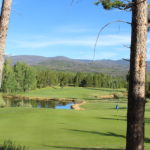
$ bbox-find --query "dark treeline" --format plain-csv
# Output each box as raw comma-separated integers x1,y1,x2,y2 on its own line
0,60,127,93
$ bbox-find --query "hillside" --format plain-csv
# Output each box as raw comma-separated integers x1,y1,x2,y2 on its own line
7,55,132,76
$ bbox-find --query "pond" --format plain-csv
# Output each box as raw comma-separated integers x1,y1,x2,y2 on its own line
3,98,75,110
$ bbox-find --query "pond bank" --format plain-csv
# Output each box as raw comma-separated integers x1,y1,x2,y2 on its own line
3,94,76,102
2,94,87,110
71,101,87,110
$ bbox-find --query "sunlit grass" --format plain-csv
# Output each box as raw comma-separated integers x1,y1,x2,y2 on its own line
18,87,127,101
0,87,149,150
0,101,150,150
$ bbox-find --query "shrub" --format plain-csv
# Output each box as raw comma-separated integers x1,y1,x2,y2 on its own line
113,94,119,99
0,140,28,150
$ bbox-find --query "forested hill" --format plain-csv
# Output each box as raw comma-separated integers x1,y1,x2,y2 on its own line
7,55,150,76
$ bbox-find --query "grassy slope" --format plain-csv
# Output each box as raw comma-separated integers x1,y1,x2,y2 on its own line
0,87,149,150
0,102,150,150
18,87,126,100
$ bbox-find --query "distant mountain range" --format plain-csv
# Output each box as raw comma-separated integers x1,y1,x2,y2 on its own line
6,55,150,76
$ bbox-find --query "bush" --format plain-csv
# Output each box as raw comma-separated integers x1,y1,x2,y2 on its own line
113,94,119,99
0,140,28,150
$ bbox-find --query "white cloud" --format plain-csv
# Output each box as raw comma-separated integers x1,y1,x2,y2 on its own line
96,34,130,46
94,51,118,59
10,34,131,49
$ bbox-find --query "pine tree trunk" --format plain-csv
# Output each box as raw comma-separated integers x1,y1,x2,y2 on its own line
126,0,148,150
0,0,12,88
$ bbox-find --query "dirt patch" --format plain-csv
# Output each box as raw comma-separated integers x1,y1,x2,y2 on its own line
122,92,128,97
95,95,115,99
95,92,127,99
71,101,86,110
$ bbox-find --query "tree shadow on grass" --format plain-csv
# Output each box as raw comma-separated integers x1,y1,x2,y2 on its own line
145,118,150,123
145,137,150,143
84,88,125,93
109,107,127,111
65,129,150,144
66,129,125,139
100,117,150,123
112,115,126,118
96,117,126,121
44,145,124,150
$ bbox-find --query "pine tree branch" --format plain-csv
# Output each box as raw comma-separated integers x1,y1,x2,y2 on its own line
93,20,131,60
95,0,133,10
119,0,146,10
116,2,133,10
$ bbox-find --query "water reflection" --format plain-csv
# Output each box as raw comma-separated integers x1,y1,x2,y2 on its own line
3,99,74,109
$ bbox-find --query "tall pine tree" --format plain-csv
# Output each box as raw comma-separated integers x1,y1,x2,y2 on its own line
95,0,148,149
0,0,12,88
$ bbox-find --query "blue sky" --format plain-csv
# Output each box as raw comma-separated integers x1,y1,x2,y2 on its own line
1,0,149,60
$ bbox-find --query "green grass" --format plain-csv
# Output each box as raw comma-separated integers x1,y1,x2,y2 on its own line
0,87,150,150
0,102,150,150
18,87,126,101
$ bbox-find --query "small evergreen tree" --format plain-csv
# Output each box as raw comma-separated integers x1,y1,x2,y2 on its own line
1,60,17,93
14,62,26,92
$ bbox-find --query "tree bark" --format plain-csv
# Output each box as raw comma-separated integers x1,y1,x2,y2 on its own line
126,0,148,150
0,0,12,88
